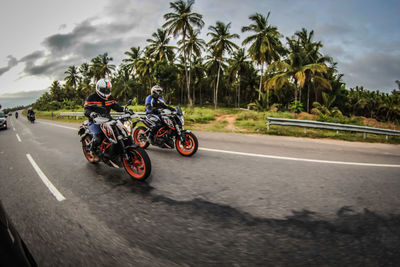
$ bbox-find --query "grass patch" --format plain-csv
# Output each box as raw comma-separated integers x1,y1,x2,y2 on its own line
182,107,215,124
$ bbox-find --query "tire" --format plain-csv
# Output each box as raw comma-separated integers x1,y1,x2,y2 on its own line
122,147,151,181
133,126,150,149
81,135,98,164
175,131,198,157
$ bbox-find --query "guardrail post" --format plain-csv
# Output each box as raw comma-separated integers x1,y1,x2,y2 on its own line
304,128,307,134
386,135,389,141
336,130,339,135
267,122,270,131
363,132,367,139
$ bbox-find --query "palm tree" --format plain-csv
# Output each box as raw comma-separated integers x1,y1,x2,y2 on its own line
178,29,206,104
123,46,142,77
136,51,154,93
227,48,249,108
113,64,132,103
78,63,92,97
265,59,330,110
64,65,79,89
163,0,204,107
294,28,333,112
191,55,206,104
90,53,116,81
207,21,239,109
49,80,63,102
242,12,285,102
146,28,176,63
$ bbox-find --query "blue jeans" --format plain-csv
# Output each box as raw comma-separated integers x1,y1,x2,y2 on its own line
88,122,102,151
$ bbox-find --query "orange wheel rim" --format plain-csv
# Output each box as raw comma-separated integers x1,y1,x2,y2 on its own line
134,129,147,148
176,134,195,155
123,149,146,179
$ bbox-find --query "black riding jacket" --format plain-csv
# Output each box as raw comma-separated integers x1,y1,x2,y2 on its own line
84,93,123,122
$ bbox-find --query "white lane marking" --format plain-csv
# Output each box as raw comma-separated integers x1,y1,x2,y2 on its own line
26,154,66,201
199,147,400,168
13,127,16,131
16,134,22,142
37,120,77,131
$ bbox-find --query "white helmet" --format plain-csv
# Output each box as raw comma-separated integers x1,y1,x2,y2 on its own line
151,85,163,98
96,79,112,99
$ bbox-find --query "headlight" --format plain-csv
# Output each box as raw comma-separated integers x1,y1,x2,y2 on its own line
123,121,132,136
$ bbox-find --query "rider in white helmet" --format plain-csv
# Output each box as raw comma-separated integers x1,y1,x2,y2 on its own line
84,78,125,160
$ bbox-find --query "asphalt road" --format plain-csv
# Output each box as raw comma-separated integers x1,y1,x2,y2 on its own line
1,115,400,266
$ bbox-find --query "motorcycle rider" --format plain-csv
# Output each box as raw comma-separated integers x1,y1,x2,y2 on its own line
15,111,18,119
145,85,175,144
84,78,125,160
27,108,35,121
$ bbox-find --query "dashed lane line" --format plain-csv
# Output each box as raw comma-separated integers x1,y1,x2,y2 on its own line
16,134,21,142
26,154,66,201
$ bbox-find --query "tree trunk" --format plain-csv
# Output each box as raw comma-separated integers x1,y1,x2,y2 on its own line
258,63,264,101
307,83,310,113
215,61,221,109
182,34,193,108
238,75,241,108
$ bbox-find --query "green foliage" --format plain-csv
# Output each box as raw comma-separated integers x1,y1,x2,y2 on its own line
290,100,303,113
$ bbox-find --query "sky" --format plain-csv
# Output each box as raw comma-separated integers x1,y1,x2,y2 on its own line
0,0,399,109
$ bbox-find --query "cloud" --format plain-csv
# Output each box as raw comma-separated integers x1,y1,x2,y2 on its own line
8,0,400,94
0,89,49,109
14,0,168,81
0,55,18,76
341,52,400,91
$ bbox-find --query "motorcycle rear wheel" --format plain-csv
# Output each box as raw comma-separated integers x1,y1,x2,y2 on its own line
133,126,150,149
122,147,151,181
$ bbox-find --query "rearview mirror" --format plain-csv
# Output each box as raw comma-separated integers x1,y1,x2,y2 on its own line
126,99,132,106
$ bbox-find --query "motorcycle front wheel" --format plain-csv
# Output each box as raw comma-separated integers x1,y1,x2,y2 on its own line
122,147,151,181
133,126,150,149
176,131,198,157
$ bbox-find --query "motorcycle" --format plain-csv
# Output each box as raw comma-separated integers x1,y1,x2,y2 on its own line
78,100,151,181
28,114,35,123
15,112,18,119
132,106,199,157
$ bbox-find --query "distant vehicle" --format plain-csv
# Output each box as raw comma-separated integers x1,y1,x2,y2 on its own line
0,112,7,130
27,113,35,124
15,112,18,119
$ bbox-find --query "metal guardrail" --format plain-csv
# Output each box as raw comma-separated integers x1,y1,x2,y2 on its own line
267,117,400,139
57,112,146,119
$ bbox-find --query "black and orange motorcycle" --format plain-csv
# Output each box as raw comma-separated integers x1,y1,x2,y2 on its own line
78,102,151,181
132,106,198,157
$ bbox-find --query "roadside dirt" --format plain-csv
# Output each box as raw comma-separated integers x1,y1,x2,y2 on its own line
215,114,238,131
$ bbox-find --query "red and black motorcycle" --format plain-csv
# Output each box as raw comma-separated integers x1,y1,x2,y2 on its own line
132,106,198,157
78,102,151,181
